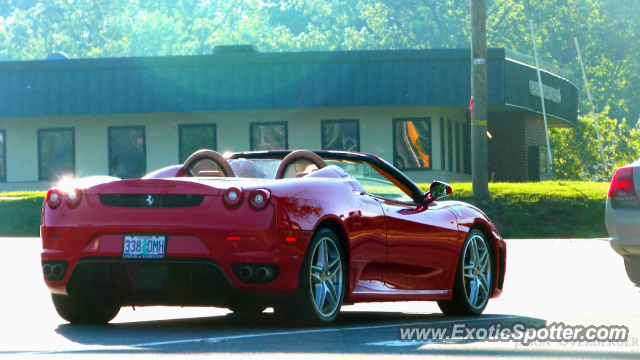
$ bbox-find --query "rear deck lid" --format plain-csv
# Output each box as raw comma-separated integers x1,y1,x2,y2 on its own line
84,179,222,196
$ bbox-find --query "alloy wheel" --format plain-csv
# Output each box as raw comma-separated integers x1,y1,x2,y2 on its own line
309,236,343,317
461,234,492,309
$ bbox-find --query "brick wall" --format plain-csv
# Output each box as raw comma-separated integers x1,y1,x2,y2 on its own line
525,117,548,149
487,112,527,182
487,113,550,182
525,116,551,180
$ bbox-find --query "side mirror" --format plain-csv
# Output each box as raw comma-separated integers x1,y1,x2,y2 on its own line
424,181,452,205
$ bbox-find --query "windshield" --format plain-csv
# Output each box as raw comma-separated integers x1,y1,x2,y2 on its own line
226,157,412,202
326,160,413,202
228,158,281,179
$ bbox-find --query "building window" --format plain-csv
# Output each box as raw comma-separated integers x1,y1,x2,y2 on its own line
250,122,288,151
447,119,453,172
0,130,5,182
321,119,360,152
455,121,461,173
38,128,75,181
179,124,217,163
440,118,445,170
393,118,432,170
108,126,146,179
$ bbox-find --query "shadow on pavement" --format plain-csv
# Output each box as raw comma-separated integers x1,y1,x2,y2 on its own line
5,312,638,358
34,312,557,355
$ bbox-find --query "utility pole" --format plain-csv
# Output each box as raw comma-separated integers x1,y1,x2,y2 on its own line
471,0,489,199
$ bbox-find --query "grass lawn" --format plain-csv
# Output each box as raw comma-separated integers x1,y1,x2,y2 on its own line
0,181,610,239
0,191,45,237
418,181,609,239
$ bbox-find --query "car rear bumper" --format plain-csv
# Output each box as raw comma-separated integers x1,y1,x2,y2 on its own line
41,226,313,306
65,258,238,307
605,198,640,258
609,239,640,258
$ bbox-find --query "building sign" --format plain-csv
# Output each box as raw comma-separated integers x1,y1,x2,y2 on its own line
529,80,562,104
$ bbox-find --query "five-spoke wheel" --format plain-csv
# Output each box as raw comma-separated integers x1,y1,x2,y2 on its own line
461,232,492,310
310,235,343,318
438,229,493,316
275,228,345,325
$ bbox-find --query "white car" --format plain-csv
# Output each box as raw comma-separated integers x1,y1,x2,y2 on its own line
606,160,640,285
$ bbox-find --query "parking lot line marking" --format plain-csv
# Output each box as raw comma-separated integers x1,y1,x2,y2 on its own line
20,315,520,354
367,340,436,346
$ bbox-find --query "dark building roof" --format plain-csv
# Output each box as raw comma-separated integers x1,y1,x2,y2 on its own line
0,48,578,126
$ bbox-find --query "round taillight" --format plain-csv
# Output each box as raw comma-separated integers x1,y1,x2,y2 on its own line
249,189,271,210
65,188,82,207
223,187,243,207
46,189,63,209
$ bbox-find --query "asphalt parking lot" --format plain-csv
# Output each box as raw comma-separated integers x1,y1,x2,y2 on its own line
1,238,639,358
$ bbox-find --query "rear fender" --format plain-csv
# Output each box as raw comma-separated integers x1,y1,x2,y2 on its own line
85,179,221,196
142,165,187,179
269,179,356,231
441,201,505,298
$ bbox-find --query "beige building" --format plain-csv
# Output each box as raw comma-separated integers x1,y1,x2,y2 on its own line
0,48,578,191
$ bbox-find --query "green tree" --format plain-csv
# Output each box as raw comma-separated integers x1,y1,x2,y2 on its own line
550,108,640,180
2,0,639,169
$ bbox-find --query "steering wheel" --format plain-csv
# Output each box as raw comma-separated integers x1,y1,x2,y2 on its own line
275,150,328,179
183,150,236,177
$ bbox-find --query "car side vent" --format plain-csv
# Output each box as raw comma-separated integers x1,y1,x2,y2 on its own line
99,194,205,208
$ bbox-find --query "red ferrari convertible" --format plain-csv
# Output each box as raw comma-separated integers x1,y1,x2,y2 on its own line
41,150,506,325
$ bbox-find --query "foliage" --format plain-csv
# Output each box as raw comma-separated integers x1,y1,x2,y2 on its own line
0,0,639,124
550,108,640,180
1,1,639,177
0,191,44,237
431,180,609,199
0,190,46,199
420,181,609,239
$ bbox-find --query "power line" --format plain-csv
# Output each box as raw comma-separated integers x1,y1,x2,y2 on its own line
525,0,553,178
564,0,609,173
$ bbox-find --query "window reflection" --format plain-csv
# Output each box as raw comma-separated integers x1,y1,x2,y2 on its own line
179,124,216,163
250,122,288,151
322,120,359,152
393,118,431,170
109,126,146,179
38,128,75,181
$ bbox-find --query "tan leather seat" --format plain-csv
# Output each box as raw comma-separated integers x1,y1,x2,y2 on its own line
275,150,327,179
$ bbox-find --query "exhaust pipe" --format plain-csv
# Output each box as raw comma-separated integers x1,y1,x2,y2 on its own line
255,267,271,281
42,264,53,278
52,264,64,278
239,266,253,280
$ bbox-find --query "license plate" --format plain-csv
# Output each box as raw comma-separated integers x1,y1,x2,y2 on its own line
123,235,166,259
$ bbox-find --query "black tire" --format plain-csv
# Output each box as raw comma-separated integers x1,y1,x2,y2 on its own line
275,228,346,326
624,258,640,285
438,229,493,317
51,294,120,324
